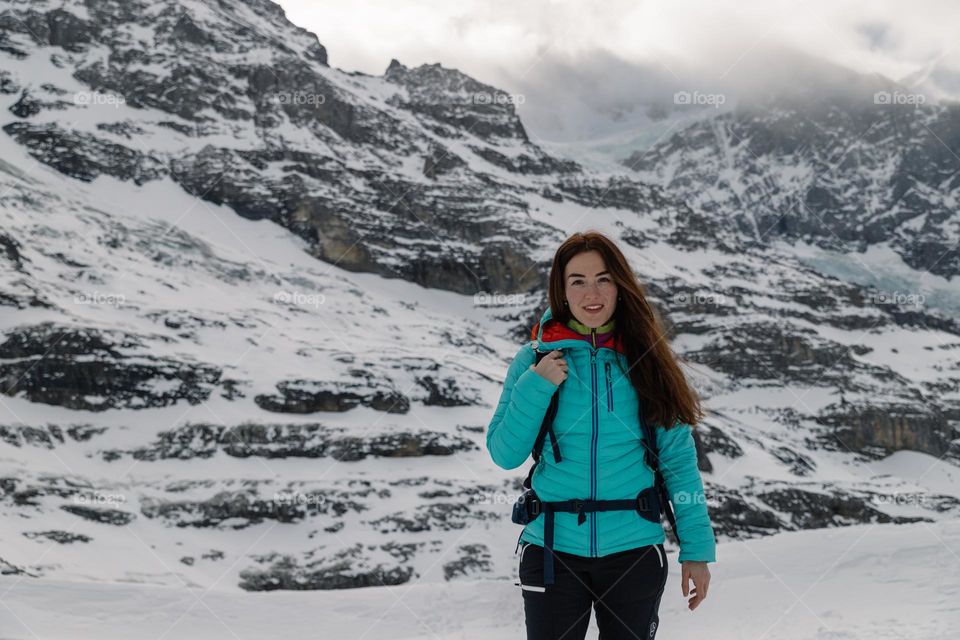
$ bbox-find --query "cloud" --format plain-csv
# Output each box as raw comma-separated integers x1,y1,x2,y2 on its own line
278,0,960,142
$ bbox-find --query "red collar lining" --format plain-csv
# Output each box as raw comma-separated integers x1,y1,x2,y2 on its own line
530,319,626,354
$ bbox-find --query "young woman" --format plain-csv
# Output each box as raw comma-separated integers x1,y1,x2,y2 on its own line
486,230,716,640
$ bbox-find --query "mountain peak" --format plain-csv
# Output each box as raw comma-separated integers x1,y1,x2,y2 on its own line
386,58,406,74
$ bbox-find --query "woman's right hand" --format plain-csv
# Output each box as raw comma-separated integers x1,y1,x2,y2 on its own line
532,350,568,385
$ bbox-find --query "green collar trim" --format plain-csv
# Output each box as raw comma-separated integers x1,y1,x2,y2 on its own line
566,315,615,335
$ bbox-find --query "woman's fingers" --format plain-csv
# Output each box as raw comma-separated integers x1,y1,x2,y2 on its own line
687,575,709,610
687,586,703,610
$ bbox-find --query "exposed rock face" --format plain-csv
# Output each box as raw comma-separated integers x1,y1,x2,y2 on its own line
0,476,85,507
756,487,929,529
0,423,106,448
703,485,783,539
683,321,891,388
141,490,317,528
0,556,36,576
768,445,817,476
60,504,136,525
384,59,531,143
415,375,479,407
707,483,935,539
442,543,492,580
815,402,957,459
367,502,496,534
692,427,713,472
254,378,410,414
102,422,477,461
3,122,166,184
0,232,24,269
696,424,744,459
23,530,92,544
238,542,416,591
0,324,221,411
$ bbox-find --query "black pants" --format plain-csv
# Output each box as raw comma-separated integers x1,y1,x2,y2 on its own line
517,541,668,640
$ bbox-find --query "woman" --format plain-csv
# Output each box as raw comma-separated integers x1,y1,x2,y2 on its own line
486,231,716,640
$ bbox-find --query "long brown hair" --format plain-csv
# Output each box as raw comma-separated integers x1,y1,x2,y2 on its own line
547,230,703,430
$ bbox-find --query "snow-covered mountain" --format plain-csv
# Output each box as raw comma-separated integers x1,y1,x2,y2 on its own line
623,67,960,281
1,0,959,613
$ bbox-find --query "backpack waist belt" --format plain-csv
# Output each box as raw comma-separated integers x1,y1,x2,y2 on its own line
517,487,662,585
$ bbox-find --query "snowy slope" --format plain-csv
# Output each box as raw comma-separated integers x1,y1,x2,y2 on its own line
1,520,958,639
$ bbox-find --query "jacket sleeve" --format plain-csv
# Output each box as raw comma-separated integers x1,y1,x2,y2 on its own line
485,343,560,470
656,423,717,564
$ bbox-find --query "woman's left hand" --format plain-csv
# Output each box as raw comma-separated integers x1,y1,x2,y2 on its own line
680,560,710,611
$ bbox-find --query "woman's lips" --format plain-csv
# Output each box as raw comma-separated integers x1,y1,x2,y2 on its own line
584,304,603,314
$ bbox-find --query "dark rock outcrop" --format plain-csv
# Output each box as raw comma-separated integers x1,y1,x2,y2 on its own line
140,490,318,528
105,422,477,461
756,487,929,529
23,530,92,544
238,542,416,590
60,504,136,525
703,485,783,539
254,377,410,414
815,402,956,459
3,123,166,184
366,502,495,533
0,324,221,411
0,423,107,448
442,543,492,580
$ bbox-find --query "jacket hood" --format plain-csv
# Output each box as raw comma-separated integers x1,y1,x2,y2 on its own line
529,306,626,354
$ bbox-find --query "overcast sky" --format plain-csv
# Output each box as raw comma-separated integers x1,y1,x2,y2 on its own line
278,0,960,143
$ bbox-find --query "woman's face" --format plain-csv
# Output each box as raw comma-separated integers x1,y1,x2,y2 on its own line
563,250,617,328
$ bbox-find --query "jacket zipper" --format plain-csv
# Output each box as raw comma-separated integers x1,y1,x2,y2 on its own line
605,361,612,411
539,325,614,558
590,347,598,557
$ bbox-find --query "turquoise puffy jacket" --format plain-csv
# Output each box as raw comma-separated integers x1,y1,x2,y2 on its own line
486,306,717,564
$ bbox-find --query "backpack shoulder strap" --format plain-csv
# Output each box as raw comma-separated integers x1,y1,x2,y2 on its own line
521,342,562,489
639,411,681,544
